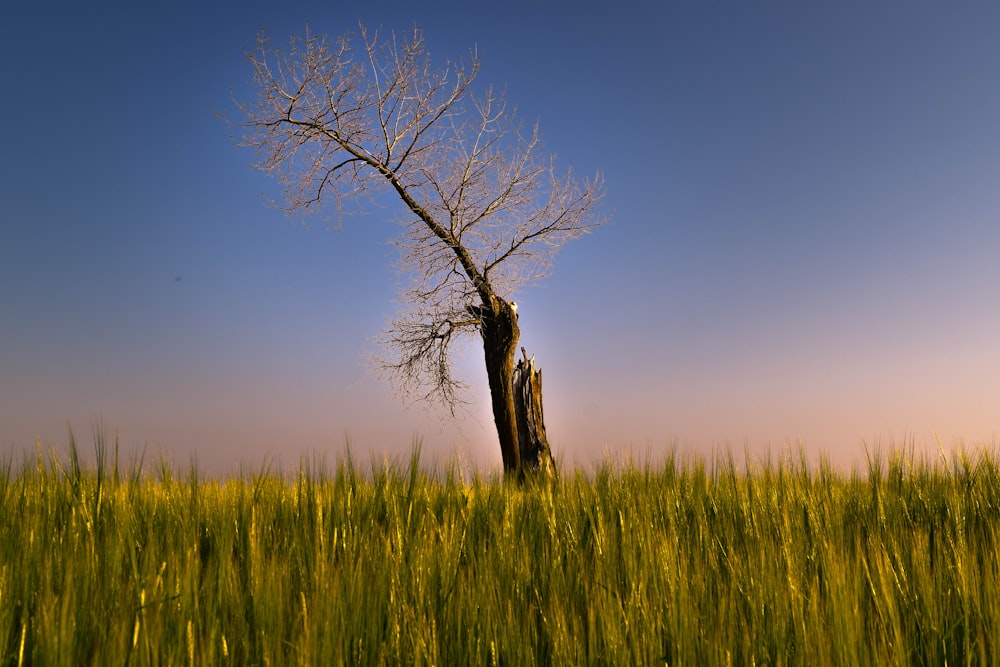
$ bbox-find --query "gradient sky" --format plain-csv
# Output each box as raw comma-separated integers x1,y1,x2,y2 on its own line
3,1,999,473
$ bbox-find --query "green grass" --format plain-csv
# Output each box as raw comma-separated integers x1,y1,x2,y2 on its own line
2,434,999,666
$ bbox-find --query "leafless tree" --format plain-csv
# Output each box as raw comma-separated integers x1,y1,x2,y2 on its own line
235,24,605,478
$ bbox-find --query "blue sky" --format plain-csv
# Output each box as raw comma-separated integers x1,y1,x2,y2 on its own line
2,1,999,473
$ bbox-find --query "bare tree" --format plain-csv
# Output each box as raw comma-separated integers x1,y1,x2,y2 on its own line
235,24,605,478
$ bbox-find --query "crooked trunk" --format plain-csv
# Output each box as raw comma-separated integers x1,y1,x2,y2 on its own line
479,299,553,479
480,302,521,474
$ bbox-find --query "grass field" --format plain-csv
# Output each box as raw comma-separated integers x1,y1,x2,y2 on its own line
2,433,999,666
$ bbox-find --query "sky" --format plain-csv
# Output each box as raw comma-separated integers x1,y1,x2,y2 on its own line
2,1,999,474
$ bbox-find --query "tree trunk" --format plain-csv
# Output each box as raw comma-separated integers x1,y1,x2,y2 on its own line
513,347,554,478
478,297,554,480
479,297,521,475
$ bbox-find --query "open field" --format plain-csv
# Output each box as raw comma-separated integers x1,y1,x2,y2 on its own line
2,436,999,666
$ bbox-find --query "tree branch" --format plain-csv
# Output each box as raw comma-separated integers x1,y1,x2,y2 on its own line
234,22,606,410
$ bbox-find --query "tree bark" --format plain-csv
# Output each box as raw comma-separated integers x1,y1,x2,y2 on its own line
513,348,554,478
478,297,521,475
478,297,554,480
